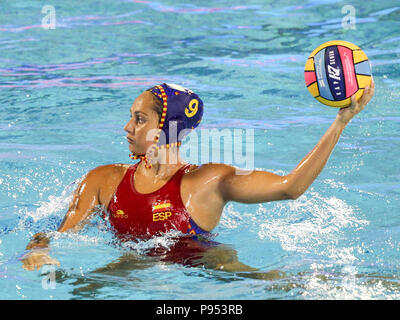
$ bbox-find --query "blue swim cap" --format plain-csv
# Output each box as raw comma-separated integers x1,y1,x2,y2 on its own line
129,83,204,168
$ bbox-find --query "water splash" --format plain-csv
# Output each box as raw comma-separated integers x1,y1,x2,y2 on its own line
257,191,369,259
118,230,184,255
14,175,85,235
301,263,400,299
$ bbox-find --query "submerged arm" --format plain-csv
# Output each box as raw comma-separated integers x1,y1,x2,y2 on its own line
21,166,104,270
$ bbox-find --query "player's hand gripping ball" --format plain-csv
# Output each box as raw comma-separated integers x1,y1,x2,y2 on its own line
304,40,372,108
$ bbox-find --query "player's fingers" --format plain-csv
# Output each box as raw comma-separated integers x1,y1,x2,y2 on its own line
358,85,371,106
369,78,375,96
363,83,374,106
350,94,357,108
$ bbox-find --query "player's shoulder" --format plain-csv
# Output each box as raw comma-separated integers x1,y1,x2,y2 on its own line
85,163,132,184
185,162,241,180
89,163,130,175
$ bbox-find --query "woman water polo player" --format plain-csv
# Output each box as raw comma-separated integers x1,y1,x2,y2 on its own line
21,80,375,272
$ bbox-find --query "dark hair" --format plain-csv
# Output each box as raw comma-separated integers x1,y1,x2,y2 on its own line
146,89,163,122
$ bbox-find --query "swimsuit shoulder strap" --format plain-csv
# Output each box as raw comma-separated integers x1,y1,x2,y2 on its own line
167,163,191,186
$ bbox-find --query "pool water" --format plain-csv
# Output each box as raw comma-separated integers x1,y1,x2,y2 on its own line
1,0,400,299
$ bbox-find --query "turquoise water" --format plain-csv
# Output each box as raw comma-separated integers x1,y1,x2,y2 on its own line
1,0,400,299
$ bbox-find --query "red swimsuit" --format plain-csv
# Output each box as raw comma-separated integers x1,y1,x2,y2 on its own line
107,162,207,240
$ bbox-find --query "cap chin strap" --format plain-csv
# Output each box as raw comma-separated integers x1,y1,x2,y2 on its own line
129,153,152,168
129,140,182,169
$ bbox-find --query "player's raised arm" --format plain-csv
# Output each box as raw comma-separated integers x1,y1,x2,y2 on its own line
219,80,374,203
218,165,292,203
